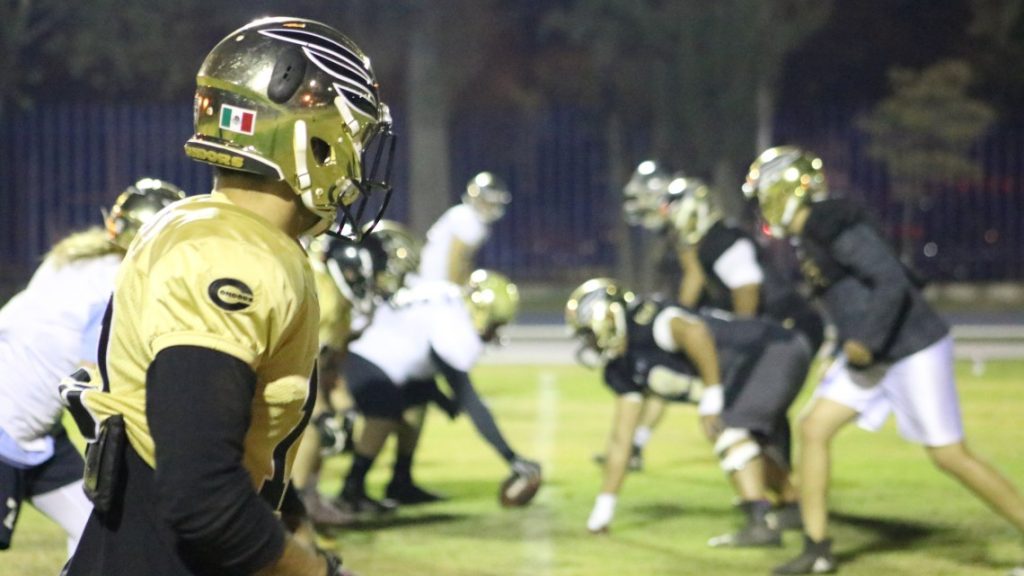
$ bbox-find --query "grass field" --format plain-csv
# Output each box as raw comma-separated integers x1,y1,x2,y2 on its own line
7,360,1024,576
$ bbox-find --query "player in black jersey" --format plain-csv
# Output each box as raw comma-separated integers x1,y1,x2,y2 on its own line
567,279,810,548
749,146,1024,575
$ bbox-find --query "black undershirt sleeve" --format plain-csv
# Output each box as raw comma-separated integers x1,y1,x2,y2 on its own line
430,349,516,462
146,345,286,575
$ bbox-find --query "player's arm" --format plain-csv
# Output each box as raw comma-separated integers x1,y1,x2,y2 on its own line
831,224,912,365
587,391,643,534
668,315,723,441
677,246,705,307
147,346,330,576
430,348,517,462
730,284,760,316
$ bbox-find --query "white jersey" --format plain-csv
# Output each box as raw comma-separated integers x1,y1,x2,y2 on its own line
0,253,121,447
417,203,489,283
349,281,483,383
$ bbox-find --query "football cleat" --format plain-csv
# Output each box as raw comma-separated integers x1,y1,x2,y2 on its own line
301,488,357,528
767,502,804,531
335,487,397,516
709,500,782,548
772,536,837,574
592,447,644,472
385,481,447,505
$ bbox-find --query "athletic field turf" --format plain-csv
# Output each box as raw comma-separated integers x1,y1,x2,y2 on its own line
7,360,1024,575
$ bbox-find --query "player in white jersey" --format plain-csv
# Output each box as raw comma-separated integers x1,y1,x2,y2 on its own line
338,270,541,512
0,179,184,556
416,172,511,285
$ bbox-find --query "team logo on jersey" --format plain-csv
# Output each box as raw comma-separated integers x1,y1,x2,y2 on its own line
208,278,254,311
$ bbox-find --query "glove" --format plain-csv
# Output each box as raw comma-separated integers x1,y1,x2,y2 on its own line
319,550,348,576
510,456,542,480
57,368,97,407
697,384,723,416
587,493,616,533
843,339,874,368
316,411,355,457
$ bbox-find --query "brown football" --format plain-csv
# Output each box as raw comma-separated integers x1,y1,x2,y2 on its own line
499,472,542,507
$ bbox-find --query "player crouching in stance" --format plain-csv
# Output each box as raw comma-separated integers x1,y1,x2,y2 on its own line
59,17,394,576
0,179,183,558
566,279,810,547
338,255,541,513
748,146,1024,575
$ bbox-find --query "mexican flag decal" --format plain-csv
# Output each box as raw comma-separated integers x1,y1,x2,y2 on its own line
219,104,256,135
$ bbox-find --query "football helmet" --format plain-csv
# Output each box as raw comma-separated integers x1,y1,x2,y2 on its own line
325,235,385,315
565,278,634,366
368,220,421,298
744,146,827,237
465,269,519,342
665,176,721,246
463,172,511,223
184,17,395,237
622,160,671,230
104,178,187,250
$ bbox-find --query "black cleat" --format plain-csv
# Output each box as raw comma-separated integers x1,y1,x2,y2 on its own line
336,488,398,516
385,482,447,505
709,500,782,548
592,447,644,472
772,536,837,574
767,502,804,531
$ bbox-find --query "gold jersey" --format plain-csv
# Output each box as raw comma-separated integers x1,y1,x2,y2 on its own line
311,257,351,353
81,192,319,506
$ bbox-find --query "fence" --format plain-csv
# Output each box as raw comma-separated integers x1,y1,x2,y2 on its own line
2,102,1022,285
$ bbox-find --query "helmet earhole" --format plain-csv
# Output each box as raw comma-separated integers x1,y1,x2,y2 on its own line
310,138,332,165
268,46,307,103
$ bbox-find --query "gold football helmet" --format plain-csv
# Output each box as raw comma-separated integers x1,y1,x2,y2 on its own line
565,278,635,365
463,172,511,223
104,178,187,250
623,160,672,230
665,176,721,246
185,17,395,237
465,269,519,342
744,146,827,237
368,220,420,298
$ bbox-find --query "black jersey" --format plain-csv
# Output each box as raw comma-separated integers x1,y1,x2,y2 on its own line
797,198,948,362
602,298,793,401
697,221,824,351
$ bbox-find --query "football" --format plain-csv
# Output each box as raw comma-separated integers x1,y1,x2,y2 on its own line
499,471,542,507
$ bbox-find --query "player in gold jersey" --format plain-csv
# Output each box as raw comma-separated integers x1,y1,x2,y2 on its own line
60,17,394,576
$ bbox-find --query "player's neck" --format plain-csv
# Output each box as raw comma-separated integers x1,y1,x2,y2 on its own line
214,178,318,238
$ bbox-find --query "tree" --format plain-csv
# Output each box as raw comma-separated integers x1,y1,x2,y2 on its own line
542,0,831,286
858,59,995,263
0,0,71,119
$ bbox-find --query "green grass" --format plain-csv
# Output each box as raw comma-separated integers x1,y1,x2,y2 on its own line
8,361,1024,575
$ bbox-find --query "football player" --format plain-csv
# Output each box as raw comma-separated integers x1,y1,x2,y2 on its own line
290,233,386,528
338,264,541,512
748,146,1024,575
0,179,183,558
59,17,393,576
567,278,810,547
415,172,511,285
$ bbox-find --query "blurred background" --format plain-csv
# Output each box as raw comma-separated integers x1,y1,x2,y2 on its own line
3,0,1024,318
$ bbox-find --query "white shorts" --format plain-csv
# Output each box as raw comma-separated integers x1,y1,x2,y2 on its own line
814,335,962,446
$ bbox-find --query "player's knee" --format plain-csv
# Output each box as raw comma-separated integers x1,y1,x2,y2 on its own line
714,428,761,472
797,413,832,447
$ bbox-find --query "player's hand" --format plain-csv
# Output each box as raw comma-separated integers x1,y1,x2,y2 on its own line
587,493,616,534
319,550,350,576
700,414,724,442
510,456,542,481
843,340,874,368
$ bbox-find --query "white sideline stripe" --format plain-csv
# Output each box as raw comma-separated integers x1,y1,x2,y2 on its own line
517,371,558,575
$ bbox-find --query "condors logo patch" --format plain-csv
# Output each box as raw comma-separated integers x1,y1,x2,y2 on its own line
208,278,254,311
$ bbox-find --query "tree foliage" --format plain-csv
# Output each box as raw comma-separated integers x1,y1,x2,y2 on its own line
859,59,995,193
